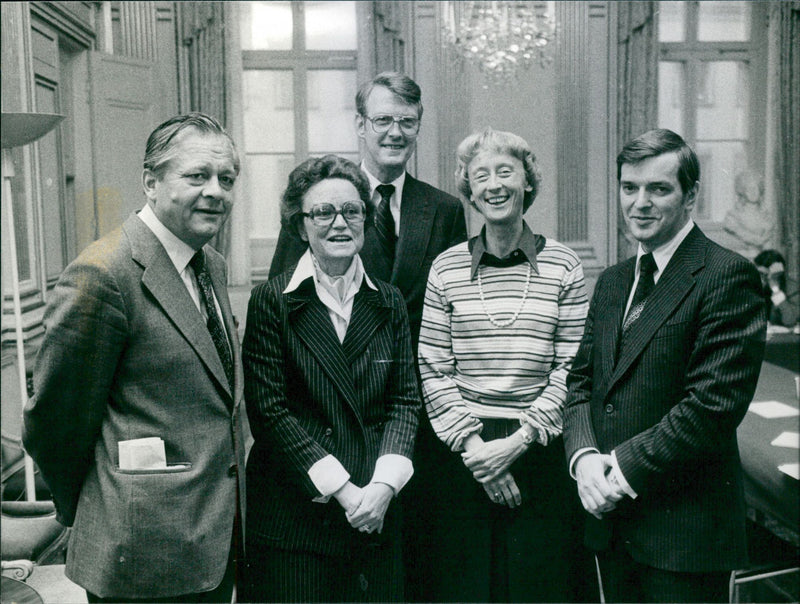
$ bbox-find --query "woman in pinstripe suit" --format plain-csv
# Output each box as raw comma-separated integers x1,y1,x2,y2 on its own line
240,155,420,602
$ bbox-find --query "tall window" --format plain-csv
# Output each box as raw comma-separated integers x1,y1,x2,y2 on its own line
240,1,361,278
658,1,767,224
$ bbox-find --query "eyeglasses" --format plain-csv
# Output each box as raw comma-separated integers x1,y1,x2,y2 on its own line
301,201,366,227
364,114,420,135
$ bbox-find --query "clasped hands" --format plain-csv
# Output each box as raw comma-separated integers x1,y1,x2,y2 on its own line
333,481,393,534
574,452,625,519
461,434,526,508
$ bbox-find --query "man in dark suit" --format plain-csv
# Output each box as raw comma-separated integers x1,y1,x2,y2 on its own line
23,113,246,603
268,71,467,349
563,129,766,603
268,72,467,600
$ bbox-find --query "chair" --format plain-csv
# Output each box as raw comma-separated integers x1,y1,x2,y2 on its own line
1,433,69,582
729,563,800,603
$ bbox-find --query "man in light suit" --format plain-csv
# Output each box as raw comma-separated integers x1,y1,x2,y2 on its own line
268,72,467,601
23,113,246,603
563,129,766,603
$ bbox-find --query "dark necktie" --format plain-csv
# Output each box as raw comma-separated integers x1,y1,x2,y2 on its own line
190,250,234,391
622,252,657,332
374,184,397,266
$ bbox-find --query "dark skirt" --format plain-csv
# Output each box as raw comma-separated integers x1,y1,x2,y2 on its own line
405,418,594,603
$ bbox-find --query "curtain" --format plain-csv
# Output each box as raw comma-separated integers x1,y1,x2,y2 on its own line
615,1,659,260
175,2,229,257
773,1,800,285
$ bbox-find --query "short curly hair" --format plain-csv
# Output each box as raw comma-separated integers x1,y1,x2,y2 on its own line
455,128,540,213
281,155,372,241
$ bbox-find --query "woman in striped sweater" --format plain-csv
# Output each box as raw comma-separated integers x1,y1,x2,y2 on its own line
418,129,591,602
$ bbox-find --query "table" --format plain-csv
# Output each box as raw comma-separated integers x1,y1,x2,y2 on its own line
1,576,44,604
764,331,799,372
737,361,800,545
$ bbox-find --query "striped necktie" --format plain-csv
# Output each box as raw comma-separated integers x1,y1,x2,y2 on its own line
190,250,234,391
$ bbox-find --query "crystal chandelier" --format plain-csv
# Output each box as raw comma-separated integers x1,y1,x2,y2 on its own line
442,1,556,85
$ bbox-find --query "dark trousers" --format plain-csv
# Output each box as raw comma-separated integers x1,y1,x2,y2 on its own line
240,539,402,603
596,538,729,603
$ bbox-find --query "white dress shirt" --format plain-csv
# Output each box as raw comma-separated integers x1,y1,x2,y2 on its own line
138,203,226,328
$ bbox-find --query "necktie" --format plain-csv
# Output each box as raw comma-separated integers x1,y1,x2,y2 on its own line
190,250,234,391
374,184,397,266
622,252,657,332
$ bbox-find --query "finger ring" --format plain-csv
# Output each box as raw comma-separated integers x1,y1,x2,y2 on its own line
494,492,501,499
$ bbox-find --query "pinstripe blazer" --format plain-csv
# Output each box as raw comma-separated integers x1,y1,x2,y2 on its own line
269,173,467,349
242,268,421,557
563,226,766,573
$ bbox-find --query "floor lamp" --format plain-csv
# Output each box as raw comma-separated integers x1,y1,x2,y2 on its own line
1,112,64,502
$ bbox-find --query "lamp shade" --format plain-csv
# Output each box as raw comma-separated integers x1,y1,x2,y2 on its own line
1,112,64,149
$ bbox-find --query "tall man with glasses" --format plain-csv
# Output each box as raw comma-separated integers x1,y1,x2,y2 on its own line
269,72,467,601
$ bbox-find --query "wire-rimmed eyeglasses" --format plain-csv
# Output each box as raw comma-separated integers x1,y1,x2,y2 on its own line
364,114,420,135
301,201,366,227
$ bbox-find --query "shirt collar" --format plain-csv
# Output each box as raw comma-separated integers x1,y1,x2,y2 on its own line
283,248,377,294
361,162,406,207
636,218,695,277
138,203,198,274
468,222,543,280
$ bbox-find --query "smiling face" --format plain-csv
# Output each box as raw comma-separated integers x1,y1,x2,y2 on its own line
143,128,237,249
299,178,365,276
467,150,531,226
620,151,697,252
356,85,420,183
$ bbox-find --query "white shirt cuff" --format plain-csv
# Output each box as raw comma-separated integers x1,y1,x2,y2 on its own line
308,455,350,502
370,454,414,496
609,450,638,499
569,447,600,479
771,290,787,306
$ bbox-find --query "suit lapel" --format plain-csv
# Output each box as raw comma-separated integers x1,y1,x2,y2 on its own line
609,227,706,388
342,284,392,362
207,249,241,402
286,283,363,424
393,174,434,287
125,216,232,399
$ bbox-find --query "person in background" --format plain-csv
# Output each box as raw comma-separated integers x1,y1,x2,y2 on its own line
564,129,766,603
23,113,245,603
268,71,467,601
418,128,590,602
753,249,798,328
241,155,420,602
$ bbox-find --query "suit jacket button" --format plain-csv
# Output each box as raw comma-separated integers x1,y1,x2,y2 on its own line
324,428,333,437
604,404,614,414
228,465,237,477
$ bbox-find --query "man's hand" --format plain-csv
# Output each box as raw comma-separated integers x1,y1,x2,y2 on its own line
345,482,393,534
574,452,624,519
482,471,522,508
462,436,526,483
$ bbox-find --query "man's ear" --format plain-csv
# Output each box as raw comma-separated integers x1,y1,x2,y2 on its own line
355,113,366,140
142,169,158,201
684,181,700,211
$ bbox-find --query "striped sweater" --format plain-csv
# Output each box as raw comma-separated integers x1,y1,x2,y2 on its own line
418,236,588,451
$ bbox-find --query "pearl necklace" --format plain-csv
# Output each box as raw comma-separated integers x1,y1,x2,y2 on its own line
477,262,532,328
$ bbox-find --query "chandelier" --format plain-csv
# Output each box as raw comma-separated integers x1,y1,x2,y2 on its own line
442,1,556,85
